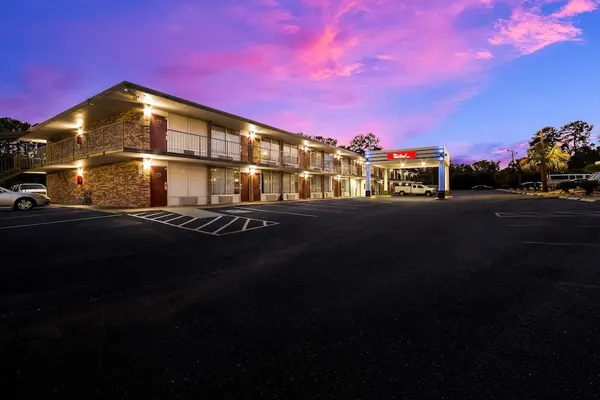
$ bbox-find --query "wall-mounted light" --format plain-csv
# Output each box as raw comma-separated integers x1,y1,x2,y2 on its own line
143,105,153,118
421,160,426,167
143,158,152,170
401,162,406,168
249,166,256,175
302,145,309,152
76,118,84,128
249,131,256,140
76,168,83,185
303,171,309,179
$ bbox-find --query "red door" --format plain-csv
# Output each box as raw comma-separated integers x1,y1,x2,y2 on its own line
150,166,168,207
252,173,261,202
241,173,250,202
151,114,167,153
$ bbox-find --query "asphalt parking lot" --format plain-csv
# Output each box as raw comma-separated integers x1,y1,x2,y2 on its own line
2,191,600,398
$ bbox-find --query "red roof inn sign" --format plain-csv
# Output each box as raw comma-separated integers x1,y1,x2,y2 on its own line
387,151,416,160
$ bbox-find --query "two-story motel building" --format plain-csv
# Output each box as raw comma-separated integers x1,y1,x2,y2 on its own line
18,82,385,208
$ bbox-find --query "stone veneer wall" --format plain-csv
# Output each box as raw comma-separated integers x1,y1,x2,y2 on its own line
46,160,150,208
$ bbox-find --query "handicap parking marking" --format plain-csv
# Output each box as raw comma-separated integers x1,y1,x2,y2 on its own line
127,211,279,236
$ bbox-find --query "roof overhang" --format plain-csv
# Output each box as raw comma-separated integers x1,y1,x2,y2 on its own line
22,81,361,158
366,146,450,169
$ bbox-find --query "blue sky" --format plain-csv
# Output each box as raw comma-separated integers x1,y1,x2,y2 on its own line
0,0,599,164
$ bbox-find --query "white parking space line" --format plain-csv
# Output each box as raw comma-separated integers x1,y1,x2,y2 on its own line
141,212,168,219
242,219,251,231
0,214,120,230
196,216,222,230
523,241,600,247
293,203,358,210
180,217,198,226
212,217,239,234
238,207,317,218
0,210,93,220
164,215,188,223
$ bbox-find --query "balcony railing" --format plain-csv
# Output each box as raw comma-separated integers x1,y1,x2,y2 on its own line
252,146,281,166
211,137,241,161
341,164,351,174
310,157,323,171
282,153,299,168
31,121,150,168
324,162,334,172
167,129,208,157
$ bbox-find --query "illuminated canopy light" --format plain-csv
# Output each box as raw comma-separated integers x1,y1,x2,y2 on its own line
143,105,153,118
76,167,83,177
143,158,152,170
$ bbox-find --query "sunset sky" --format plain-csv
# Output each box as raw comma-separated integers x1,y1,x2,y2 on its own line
1,0,599,163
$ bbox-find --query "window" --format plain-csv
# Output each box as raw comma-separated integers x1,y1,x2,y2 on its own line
283,173,299,193
23,184,45,190
283,144,299,166
211,168,240,195
211,126,241,160
324,176,332,192
311,175,323,193
310,151,323,168
261,139,280,164
324,154,333,171
262,171,281,194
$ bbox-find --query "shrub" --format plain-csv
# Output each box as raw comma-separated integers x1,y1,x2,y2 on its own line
557,181,577,193
578,179,600,195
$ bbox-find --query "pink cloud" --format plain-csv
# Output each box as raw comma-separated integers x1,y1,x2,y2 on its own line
476,49,494,59
553,0,599,18
489,0,599,55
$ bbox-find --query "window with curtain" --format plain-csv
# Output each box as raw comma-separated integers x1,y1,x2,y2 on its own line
261,139,280,164
283,173,299,193
310,151,323,168
324,176,332,192
211,168,240,195
282,144,298,165
262,171,281,194
311,175,323,193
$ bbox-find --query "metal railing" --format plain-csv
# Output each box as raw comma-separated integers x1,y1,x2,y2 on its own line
211,137,241,161
341,164,351,174
252,146,281,165
167,129,208,157
38,121,150,168
282,152,299,167
310,156,323,171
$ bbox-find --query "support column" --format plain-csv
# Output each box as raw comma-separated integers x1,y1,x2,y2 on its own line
445,163,450,197
383,168,389,195
438,161,446,199
366,164,372,196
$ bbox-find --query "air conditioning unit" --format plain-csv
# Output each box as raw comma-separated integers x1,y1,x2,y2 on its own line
179,196,198,206
218,195,234,204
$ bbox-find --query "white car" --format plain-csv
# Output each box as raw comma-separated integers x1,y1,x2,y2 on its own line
10,183,47,196
0,187,50,211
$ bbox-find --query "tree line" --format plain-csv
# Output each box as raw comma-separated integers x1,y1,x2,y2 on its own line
450,121,599,190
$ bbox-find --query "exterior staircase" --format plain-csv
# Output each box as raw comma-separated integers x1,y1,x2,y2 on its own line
0,155,33,185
